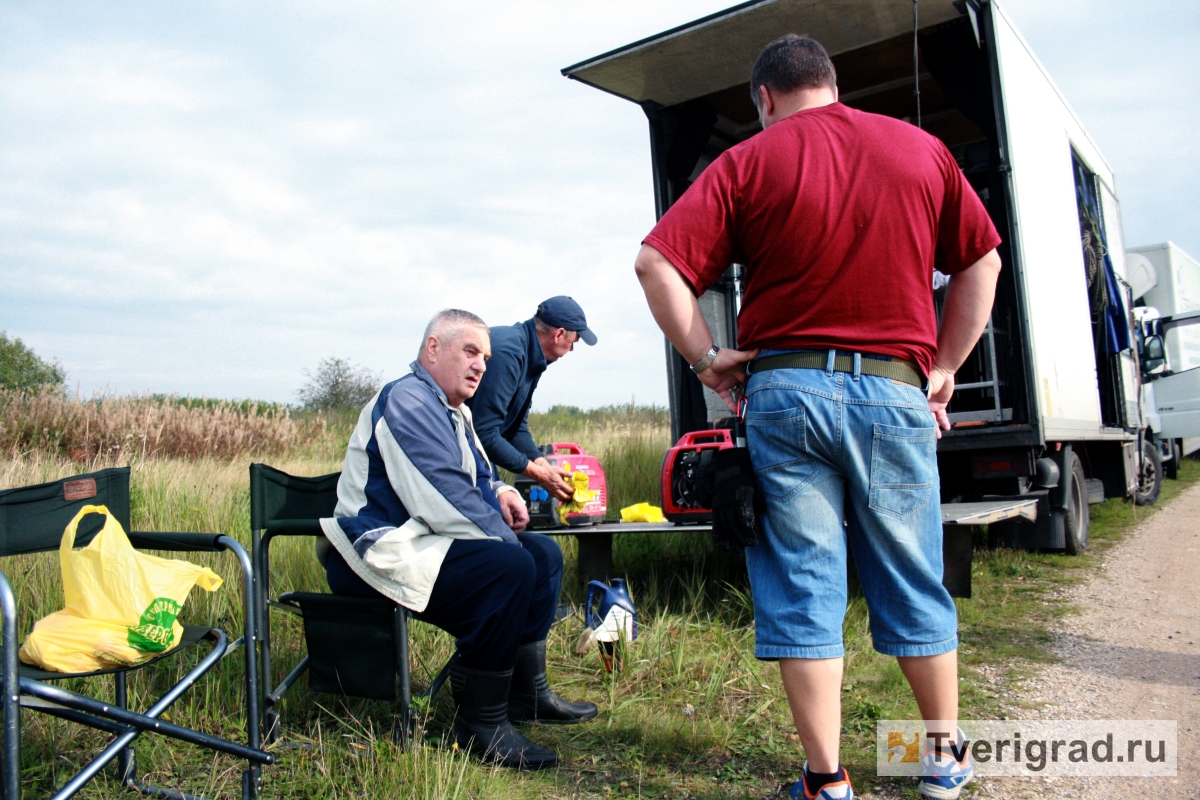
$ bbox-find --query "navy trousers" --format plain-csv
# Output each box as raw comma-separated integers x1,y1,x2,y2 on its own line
325,532,563,671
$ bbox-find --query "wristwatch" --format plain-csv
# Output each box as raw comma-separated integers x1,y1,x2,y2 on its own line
691,344,720,374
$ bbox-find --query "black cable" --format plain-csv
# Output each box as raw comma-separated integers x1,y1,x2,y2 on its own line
913,0,922,128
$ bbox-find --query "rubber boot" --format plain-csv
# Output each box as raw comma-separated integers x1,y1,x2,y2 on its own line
508,640,599,724
449,655,558,770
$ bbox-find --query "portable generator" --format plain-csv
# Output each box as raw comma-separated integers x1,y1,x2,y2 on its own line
514,442,607,529
660,428,735,523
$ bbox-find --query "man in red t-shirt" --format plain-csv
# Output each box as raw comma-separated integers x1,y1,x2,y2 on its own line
635,34,1001,800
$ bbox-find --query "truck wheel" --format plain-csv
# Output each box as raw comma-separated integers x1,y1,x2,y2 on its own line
1164,439,1181,480
1134,439,1162,505
1063,452,1089,555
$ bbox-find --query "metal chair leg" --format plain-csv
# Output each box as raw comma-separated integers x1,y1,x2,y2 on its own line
424,658,453,703
217,537,261,800
114,669,218,800
257,531,279,747
393,608,411,748
114,673,136,785
0,578,20,800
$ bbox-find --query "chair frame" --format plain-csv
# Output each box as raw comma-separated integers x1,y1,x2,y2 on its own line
0,468,272,800
250,464,450,749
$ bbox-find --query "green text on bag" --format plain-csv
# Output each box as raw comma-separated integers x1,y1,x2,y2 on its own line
127,597,182,653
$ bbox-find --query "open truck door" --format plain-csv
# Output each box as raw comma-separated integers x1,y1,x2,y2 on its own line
563,0,1043,446
564,0,1154,556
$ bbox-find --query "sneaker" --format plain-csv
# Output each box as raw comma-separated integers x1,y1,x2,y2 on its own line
917,734,974,799
789,762,854,800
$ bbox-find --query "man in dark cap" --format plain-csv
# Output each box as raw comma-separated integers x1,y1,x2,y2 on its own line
467,296,597,500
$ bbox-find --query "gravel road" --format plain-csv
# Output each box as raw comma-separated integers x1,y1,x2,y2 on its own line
860,480,1200,800
974,480,1200,799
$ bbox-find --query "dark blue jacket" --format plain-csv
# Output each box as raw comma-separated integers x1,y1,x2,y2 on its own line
466,318,547,473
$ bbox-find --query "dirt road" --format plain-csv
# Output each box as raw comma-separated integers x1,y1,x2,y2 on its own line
971,481,1200,799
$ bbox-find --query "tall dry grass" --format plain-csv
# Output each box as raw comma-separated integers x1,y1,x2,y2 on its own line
0,387,318,461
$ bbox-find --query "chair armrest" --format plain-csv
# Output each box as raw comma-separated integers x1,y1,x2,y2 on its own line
275,592,304,608
127,531,227,552
264,519,325,537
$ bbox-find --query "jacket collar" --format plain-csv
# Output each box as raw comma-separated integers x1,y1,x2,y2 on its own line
409,360,453,410
523,318,548,376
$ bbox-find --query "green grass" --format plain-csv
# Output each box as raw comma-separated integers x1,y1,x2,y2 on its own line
2,426,1197,798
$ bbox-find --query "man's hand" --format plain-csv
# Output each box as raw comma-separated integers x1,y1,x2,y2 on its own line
926,366,955,439
498,489,530,534
926,249,1001,440
698,347,760,413
523,457,574,501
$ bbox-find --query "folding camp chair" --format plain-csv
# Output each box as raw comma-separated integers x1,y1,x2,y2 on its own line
0,466,272,800
249,464,450,748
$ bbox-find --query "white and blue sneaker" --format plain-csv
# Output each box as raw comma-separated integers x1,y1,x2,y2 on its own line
917,729,974,799
789,762,854,800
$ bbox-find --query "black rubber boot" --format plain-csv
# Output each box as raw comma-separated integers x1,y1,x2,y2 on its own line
508,640,599,725
449,656,558,770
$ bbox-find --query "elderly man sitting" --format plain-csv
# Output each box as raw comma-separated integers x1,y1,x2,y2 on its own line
317,309,596,770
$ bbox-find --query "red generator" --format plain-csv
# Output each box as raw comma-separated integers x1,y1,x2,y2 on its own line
515,443,607,528
660,429,735,524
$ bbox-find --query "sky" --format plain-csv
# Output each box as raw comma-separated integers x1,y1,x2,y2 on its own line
1,0,1196,409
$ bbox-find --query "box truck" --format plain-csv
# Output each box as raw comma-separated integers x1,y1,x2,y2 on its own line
1128,242,1200,464
563,0,1200,554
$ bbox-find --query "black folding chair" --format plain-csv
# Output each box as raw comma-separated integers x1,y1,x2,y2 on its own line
0,466,272,800
249,464,450,748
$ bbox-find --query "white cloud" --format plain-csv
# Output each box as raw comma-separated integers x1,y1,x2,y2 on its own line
1,0,1194,411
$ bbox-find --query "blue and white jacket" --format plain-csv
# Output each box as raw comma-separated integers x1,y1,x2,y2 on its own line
318,361,520,612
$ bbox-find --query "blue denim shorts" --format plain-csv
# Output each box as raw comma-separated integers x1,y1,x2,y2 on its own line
744,351,958,660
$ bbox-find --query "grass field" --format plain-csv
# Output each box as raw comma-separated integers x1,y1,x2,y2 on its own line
2,398,1197,799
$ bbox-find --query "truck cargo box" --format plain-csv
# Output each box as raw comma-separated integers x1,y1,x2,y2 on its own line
564,0,1142,457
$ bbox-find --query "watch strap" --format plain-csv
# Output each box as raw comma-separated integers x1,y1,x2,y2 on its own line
691,344,720,374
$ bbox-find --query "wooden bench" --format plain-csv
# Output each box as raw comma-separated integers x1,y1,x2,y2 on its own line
551,498,1037,599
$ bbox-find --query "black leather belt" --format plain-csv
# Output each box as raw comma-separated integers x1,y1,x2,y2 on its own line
746,351,925,388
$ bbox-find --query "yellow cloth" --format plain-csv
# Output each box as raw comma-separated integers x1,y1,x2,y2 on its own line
620,503,666,523
556,471,596,524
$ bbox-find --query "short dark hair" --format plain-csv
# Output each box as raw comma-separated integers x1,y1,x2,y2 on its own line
750,33,837,106
420,309,488,358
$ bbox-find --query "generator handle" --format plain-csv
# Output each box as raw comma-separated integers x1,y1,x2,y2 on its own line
546,442,586,455
676,430,733,447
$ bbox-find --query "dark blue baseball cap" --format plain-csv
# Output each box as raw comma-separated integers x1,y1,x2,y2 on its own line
535,296,597,346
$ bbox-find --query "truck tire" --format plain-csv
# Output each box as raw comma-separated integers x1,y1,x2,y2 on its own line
1063,452,1089,555
1134,439,1162,505
1164,439,1181,480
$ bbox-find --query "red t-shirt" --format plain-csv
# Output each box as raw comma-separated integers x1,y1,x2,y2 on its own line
643,102,1001,374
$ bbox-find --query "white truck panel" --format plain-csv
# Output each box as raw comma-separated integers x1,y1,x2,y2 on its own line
1133,242,1200,372
1150,368,1200,441
993,6,1102,430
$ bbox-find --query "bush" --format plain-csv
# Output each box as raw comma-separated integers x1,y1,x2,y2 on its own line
0,332,65,392
297,358,382,412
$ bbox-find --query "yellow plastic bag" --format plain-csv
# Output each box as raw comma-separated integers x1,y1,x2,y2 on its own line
620,502,666,523
19,505,223,673
556,471,597,524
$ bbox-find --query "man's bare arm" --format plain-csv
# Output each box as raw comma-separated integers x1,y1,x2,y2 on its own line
634,244,757,412
927,248,1003,433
